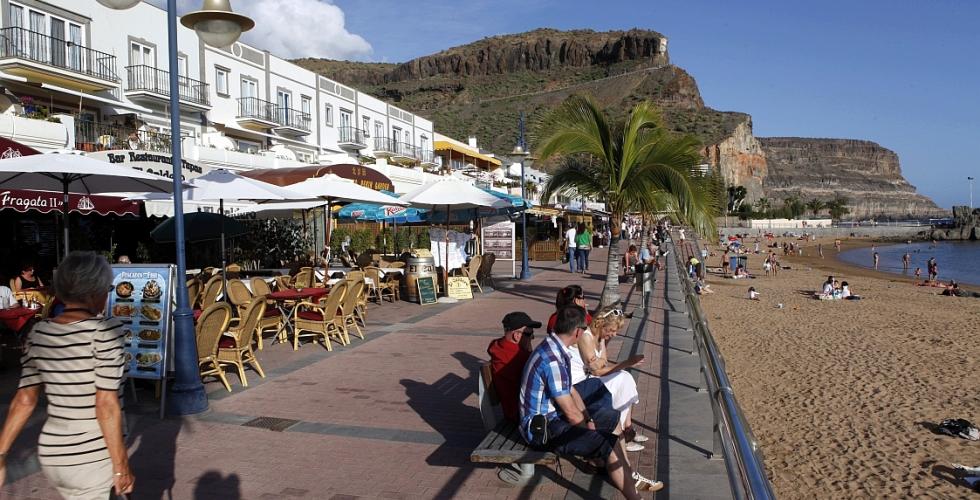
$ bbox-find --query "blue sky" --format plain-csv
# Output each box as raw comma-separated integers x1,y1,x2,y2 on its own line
328,0,977,208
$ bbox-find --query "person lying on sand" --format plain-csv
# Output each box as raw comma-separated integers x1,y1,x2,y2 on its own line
731,265,751,279
940,281,980,298
695,279,714,295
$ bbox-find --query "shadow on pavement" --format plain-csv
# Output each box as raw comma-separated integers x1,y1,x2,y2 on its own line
192,470,242,500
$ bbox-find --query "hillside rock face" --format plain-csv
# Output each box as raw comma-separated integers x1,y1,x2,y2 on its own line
702,117,767,200
932,206,980,240
759,138,943,218
386,29,669,82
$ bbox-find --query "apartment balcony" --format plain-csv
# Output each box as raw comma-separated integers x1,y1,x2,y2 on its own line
236,97,278,129
0,27,118,91
372,136,395,157
75,120,172,154
273,106,311,135
124,65,210,111
418,149,438,168
390,141,419,165
338,126,367,149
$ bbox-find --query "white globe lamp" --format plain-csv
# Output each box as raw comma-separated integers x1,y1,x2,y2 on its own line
95,0,142,9
181,0,254,48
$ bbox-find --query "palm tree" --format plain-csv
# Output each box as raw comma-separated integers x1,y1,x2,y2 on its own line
537,95,718,307
805,199,826,218
754,197,771,217
826,196,851,221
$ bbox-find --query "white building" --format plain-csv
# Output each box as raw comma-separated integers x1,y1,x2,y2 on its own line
0,0,441,191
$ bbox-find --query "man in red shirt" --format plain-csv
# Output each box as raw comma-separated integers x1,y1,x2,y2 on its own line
487,312,541,422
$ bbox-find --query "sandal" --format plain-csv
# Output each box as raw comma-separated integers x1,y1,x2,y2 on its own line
626,441,645,452
633,471,664,492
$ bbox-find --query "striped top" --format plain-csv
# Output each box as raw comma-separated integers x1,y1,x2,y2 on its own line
18,317,126,467
518,333,572,443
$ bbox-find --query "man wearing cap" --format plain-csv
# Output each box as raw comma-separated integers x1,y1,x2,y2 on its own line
487,312,541,423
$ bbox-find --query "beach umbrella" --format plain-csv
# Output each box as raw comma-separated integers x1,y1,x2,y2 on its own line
283,174,407,260
399,177,507,296
149,212,247,243
0,150,174,256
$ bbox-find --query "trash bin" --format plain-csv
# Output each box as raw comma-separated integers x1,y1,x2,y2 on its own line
634,263,655,294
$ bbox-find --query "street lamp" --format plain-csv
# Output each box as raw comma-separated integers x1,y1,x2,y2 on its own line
97,0,253,416
512,112,531,280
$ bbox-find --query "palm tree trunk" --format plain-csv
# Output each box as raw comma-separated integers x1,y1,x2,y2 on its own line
600,212,623,308
638,213,649,250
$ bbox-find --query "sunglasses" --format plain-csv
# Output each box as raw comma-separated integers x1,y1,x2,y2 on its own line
598,308,624,318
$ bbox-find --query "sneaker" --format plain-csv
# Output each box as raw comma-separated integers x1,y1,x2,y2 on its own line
631,433,650,443
632,471,664,492
626,441,645,452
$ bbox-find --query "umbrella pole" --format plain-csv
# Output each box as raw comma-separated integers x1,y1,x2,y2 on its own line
324,200,332,265
62,181,70,258
445,204,450,296
220,199,228,303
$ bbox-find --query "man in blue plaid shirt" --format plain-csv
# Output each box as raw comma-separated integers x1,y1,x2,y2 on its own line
519,306,663,496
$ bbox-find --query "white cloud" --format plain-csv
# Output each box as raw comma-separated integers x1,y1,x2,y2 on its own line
145,0,372,60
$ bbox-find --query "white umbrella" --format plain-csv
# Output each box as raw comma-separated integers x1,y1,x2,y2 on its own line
0,150,174,256
399,177,506,296
282,174,407,260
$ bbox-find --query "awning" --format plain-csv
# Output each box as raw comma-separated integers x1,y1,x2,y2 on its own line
0,188,138,216
528,206,561,216
40,83,153,114
243,164,395,192
433,140,501,168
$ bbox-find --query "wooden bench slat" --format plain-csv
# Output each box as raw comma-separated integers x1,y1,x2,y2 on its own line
470,420,557,465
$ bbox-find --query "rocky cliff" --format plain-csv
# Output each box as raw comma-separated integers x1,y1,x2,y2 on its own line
759,138,943,218
932,206,980,240
294,28,941,218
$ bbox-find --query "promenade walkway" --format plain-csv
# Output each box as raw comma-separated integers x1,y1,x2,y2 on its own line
1,244,730,499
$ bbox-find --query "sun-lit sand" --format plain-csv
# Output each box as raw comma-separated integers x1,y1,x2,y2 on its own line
697,235,980,498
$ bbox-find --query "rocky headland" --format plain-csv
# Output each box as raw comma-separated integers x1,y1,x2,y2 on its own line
295,28,943,219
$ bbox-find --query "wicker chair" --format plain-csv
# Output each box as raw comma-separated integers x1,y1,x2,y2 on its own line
477,253,496,289
273,275,293,291
461,255,483,293
366,266,398,302
250,278,281,349
186,278,202,309
199,275,223,309
196,303,233,392
217,298,266,387
226,280,253,316
338,280,364,342
293,285,347,350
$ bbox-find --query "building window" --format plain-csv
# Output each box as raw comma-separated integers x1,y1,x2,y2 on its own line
324,103,333,126
374,121,383,139
420,135,428,152
130,41,154,67
362,116,370,136
301,95,311,115
215,67,229,96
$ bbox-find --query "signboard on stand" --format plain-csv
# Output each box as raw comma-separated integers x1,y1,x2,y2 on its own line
416,276,438,305
107,264,175,417
447,276,474,300
482,219,516,278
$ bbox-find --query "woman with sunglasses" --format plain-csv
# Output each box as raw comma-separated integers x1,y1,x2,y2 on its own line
546,285,592,334
576,306,647,451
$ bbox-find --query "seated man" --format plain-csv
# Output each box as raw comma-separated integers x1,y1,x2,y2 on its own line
520,307,663,496
0,285,14,309
487,312,540,422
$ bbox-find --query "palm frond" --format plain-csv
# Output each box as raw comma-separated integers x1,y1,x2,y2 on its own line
534,95,613,167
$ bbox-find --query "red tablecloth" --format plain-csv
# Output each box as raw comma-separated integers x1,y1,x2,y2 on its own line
267,288,329,302
0,307,37,332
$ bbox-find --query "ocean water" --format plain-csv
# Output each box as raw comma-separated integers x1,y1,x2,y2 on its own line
838,241,980,285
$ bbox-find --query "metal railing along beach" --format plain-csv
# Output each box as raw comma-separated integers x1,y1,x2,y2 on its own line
670,230,776,500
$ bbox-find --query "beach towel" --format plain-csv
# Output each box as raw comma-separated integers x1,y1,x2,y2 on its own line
938,419,980,440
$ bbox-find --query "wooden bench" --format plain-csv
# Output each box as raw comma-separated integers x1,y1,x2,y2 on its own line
470,363,557,485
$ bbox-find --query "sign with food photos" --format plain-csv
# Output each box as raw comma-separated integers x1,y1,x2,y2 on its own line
107,264,174,380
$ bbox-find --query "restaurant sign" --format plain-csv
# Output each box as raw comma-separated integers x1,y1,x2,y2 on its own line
0,189,139,216
87,150,209,181
318,164,394,192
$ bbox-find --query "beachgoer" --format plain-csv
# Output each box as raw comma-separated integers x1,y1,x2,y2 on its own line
913,267,922,284
565,224,577,273
520,306,663,496
695,279,714,294
577,307,648,450
0,252,134,498
721,250,730,277
873,251,879,270
834,239,842,252
841,281,862,300
821,276,835,296
748,287,760,300
487,312,541,422
902,252,911,270
818,243,824,259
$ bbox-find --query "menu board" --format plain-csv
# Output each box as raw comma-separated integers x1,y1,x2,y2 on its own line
482,219,516,278
447,276,473,300
107,264,174,380
416,276,438,305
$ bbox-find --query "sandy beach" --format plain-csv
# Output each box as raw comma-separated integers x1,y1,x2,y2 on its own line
697,235,980,498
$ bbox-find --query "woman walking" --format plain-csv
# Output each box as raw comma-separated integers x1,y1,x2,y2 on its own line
575,223,592,273
0,251,134,499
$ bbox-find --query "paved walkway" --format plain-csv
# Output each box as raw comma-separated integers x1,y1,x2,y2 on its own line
1,244,730,499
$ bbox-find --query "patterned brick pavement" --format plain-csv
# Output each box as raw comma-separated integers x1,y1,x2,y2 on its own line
0,245,684,499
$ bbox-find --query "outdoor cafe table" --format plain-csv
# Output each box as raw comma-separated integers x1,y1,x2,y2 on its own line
0,306,36,332
266,288,330,344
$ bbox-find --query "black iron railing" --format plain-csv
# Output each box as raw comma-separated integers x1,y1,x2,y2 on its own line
237,97,278,123
275,106,311,132
75,120,172,153
339,126,367,146
417,149,436,164
0,27,117,82
125,65,209,106
373,136,393,152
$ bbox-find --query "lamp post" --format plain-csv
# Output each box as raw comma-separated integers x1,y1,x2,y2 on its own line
969,176,975,209
98,0,253,415
512,112,531,280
